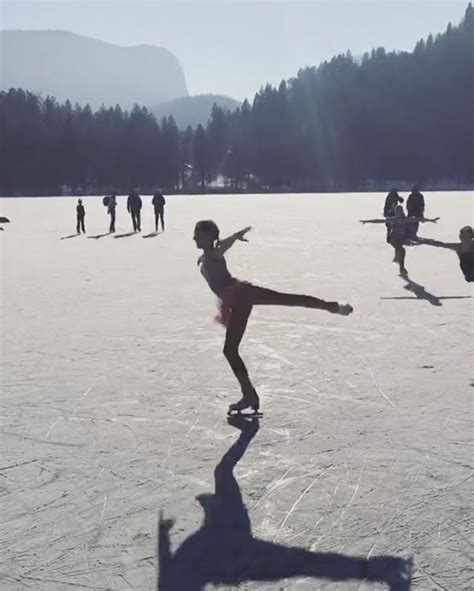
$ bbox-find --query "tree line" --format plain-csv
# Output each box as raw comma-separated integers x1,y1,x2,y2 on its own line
0,4,472,196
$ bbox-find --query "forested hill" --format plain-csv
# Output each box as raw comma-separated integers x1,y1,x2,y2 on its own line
150,95,241,129
0,5,472,195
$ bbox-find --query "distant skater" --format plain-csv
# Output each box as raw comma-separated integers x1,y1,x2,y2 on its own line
361,206,439,276
384,188,404,217
108,194,117,233
416,225,474,282
152,190,166,232
406,186,425,240
194,221,353,414
383,188,404,242
0,216,10,231
127,192,142,232
76,198,85,234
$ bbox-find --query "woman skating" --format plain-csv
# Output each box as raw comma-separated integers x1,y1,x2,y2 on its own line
194,220,353,415
416,225,474,282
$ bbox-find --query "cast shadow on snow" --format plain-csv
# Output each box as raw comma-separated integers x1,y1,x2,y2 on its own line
87,232,111,240
114,231,138,238
157,416,412,591
143,232,161,238
60,233,81,240
380,276,472,307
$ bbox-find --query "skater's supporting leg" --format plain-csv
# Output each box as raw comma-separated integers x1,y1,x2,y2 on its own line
245,284,339,313
109,210,116,233
154,211,159,232
160,210,165,231
76,218,80,234
80,218,85,234
398,245,407,274
223,304,256,402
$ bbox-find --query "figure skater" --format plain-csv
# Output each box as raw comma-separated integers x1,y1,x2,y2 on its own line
416,225,474,282
76,198,85,234
193,221,353,415
361,206,439,276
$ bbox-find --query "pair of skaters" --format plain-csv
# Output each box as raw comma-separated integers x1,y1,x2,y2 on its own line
103,191,165,234
124,192,166,233
383,186,425,242
193,218,473,415
106,192,142,233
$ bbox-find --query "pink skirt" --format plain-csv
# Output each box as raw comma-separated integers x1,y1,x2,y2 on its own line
214,280,247,327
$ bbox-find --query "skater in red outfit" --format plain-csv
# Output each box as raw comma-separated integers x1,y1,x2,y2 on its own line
193,220,353,415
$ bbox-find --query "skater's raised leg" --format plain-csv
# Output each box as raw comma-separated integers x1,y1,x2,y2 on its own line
223,303,259,413
242,284,352,315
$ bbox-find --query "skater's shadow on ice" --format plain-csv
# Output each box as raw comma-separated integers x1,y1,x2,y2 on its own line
157,416,412,591
60,233,80,240
87,232,110,240
114,231,137,238
380,276,471,307
143,231,160,238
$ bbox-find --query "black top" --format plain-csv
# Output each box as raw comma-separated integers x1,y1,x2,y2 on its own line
76,204,85,217
458,250,474,282
384,192,402,217
127,193,142,212
152,193,166,209
407,191,425,217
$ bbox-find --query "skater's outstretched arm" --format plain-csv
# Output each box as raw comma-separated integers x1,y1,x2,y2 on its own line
217,226,252,254
158,511,174,567
405,216,439,223
360,217,439,225
416,237,459,250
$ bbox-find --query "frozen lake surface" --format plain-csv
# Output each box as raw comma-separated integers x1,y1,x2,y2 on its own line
0,192,472,590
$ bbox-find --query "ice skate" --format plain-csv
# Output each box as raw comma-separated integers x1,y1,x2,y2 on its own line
228,389,261,416
336,303,353,316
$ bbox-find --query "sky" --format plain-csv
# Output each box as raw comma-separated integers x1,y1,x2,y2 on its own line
1,1,467,100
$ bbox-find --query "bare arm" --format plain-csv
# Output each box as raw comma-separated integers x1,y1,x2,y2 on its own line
217,226,252,254
406,216,439,223
416,237,459,251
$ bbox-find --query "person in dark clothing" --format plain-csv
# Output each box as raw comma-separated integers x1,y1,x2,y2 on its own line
108,194,117,233
76,199,85,234
127,192,142,232
406,186,425,240
361,206,439,276
383,188,403,218
152,190,166,232
406,186,425,217
383,189,404,242
416,225,474,282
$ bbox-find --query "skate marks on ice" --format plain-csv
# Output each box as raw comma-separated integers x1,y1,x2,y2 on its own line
157,416,412,591
380,276,471,307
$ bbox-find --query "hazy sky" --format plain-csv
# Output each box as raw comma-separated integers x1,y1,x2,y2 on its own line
1,1,467,100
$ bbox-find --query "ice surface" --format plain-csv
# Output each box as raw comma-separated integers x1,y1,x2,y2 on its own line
0,192,472,590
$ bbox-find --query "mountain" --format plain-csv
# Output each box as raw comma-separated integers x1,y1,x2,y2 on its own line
0,30,188,108
151,94,241,128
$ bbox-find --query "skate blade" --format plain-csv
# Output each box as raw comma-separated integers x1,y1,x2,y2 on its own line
227,408,263,418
